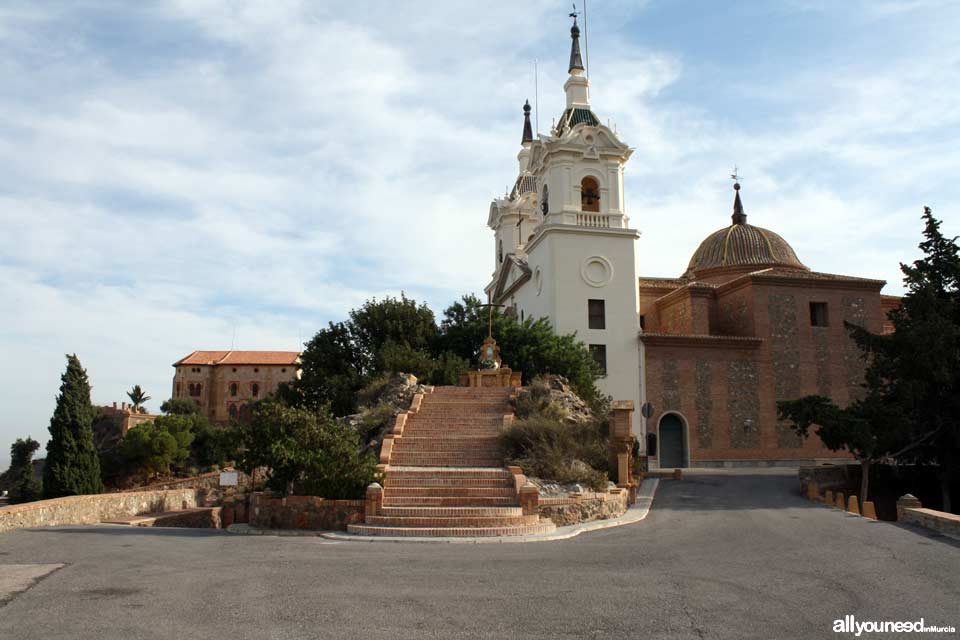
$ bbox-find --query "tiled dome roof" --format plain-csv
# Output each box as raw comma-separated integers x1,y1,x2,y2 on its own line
684,183,807,277
686,223,806,275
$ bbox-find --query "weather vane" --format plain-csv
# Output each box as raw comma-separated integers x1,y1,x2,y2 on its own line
570,3,578,21
730,166,742,185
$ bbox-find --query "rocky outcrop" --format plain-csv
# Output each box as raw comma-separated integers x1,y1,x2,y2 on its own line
512,375,595,424
340,373,428,456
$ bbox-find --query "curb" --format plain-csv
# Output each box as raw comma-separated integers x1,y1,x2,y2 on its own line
226,478,660,544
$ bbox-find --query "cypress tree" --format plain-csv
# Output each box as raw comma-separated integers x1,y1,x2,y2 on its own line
43,354,103,497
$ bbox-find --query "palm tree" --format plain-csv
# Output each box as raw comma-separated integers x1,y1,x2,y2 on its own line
126,385,152,412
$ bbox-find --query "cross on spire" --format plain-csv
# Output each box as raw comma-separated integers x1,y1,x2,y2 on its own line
568,4,585,73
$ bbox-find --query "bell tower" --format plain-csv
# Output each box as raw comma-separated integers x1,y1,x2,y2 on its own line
485,14,645,440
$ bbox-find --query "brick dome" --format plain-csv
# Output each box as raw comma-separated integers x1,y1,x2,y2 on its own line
685,183,807,278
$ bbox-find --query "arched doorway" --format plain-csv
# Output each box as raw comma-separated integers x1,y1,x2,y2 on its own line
658,413,687,469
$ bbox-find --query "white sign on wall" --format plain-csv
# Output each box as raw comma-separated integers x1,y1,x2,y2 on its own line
219,471,239,487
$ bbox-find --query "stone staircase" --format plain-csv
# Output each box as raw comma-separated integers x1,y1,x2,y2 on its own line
347,386,555,537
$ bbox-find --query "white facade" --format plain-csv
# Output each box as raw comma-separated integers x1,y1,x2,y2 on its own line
485,27,645,440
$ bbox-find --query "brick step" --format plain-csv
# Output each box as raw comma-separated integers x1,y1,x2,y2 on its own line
396,434,501,441
404,430,502,436
384,467,511,478
385,486,516,497
347,522,556,537
389,450,503,460
382,496,517,507
380,505,523,517
424,387,513,399
407,417,504,424
386,477,513,488
392,441,501,452
424,398,511,403
365,514,540,527
389,457,504,467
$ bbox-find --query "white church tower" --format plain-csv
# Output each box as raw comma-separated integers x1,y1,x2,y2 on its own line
485,16,644,439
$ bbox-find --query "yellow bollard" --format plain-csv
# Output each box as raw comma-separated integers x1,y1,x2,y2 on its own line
824,489,834,505
835,492,845,509
847,495,861,515
862,501,878,520
807,481,821,501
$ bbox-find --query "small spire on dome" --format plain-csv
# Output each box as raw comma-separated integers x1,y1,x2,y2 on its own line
522,100,533,144
731,180,747,225
568,9,584,74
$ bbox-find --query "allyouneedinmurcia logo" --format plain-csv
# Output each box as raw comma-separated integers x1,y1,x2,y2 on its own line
833,615,956,636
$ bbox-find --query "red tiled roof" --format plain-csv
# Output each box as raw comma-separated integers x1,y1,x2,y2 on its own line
173,351,301,367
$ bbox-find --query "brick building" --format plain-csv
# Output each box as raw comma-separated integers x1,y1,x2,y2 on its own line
484,19,900,468
638,184,900,467
171,351,301,423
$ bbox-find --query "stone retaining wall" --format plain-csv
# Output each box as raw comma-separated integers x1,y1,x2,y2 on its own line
0,488,200,534
537,489,629,527
249,493,365,531
902,508,960,539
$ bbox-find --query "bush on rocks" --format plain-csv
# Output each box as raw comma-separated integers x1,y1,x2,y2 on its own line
502,376,611,491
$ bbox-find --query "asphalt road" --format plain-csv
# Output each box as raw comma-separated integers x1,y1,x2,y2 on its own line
1,470,958,640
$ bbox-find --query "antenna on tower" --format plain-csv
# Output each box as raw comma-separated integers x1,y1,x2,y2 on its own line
583,0,589,77
534,58,540,135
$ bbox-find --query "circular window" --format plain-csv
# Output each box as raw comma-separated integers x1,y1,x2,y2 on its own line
581,256,614,288
534,267,543,295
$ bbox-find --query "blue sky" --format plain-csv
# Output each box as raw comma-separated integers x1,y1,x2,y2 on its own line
2,0,958,470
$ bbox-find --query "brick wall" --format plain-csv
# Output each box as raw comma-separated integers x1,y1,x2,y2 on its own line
0,488,200,534
248,493,365,531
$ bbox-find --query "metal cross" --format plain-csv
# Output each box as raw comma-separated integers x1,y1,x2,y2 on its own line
477,302,505,339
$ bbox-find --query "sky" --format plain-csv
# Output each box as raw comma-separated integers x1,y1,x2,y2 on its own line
2,0,958,470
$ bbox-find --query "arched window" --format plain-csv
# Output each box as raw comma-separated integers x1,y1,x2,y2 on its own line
228,404,238,420
229,382,238,397
581,177,600,212
251,383,260,397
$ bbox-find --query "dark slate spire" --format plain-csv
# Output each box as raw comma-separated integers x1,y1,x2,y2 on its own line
522,100,533,143
731,182,747,225
568,18,584,73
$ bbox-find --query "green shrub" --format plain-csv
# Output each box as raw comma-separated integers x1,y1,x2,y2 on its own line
6,437,42,504
427,351,470,386
119,420,193,479
357,403,397,442
356,375,394,408
160,398,201,415
513,378,568,422
237,400,377,499
501,416,609,490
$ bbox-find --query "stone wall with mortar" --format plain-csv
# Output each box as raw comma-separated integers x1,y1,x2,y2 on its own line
537,489,629,527
0,488,200,534
248,493,365,531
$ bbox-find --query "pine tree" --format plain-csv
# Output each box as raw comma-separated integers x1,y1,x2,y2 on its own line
891,208,960,511
43,354,103,497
